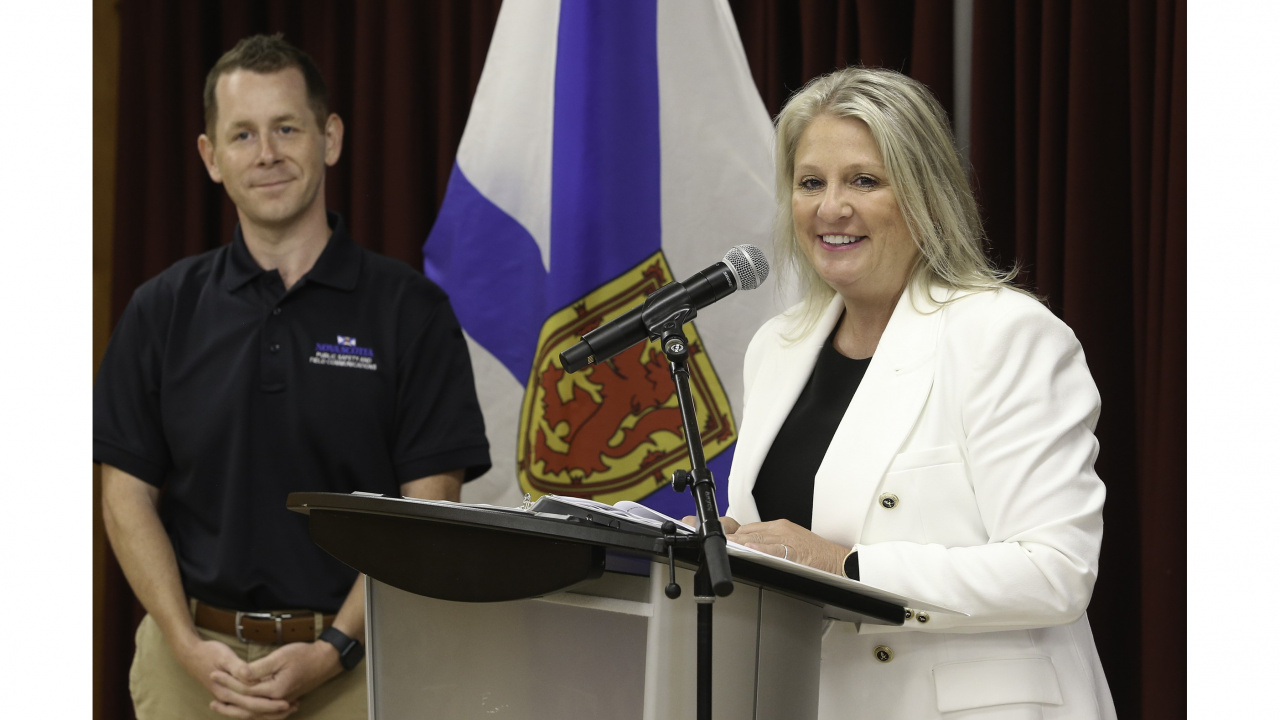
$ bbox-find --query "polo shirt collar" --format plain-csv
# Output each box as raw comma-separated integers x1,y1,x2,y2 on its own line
224,212,362,292
305,213,362,290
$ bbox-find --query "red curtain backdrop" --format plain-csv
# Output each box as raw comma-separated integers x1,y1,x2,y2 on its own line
966,3,1187,717
96,1,1186,718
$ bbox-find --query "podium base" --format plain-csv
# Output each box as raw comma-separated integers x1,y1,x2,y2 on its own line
364,561,821,720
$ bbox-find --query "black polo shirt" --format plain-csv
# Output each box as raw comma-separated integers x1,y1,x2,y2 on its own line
94,213,491,613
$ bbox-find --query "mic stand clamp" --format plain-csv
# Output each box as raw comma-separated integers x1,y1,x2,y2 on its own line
660,521,701,599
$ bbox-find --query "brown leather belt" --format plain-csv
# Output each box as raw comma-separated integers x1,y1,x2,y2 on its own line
193,601,335,645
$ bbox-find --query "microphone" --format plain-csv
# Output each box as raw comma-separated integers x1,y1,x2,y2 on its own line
560,244,769,373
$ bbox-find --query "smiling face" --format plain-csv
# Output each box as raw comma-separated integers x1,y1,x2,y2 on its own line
197,68,342,235
791,114,919,306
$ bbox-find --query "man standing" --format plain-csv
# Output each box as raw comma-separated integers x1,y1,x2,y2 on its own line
95,35,490,719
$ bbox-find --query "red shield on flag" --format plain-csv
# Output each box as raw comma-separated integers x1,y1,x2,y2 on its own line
517,251,736,504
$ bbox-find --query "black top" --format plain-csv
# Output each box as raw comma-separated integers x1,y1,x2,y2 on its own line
94,213,491,613
753,324,871,531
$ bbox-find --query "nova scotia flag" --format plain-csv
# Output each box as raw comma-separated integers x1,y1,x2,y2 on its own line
425,0,781,516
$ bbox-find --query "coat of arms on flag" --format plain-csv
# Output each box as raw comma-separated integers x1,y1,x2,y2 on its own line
425,0,780,516
518,250,735,505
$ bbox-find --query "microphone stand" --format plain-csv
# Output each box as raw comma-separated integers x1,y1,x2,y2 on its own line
640,282,734,720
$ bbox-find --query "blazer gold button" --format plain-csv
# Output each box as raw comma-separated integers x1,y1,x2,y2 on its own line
879,493,899,509
873,645,893,663
916,612,930,624
903,608,915,621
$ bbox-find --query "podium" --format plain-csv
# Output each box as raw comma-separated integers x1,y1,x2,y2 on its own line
287,492,939,720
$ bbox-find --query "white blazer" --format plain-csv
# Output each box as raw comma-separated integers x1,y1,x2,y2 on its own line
727,285,1117,720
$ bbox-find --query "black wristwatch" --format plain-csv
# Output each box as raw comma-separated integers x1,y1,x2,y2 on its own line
319,626,365,671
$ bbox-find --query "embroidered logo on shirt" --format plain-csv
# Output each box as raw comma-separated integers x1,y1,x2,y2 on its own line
310,336,377,371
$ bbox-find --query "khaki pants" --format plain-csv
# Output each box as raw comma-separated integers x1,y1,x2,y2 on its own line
130,610,368,720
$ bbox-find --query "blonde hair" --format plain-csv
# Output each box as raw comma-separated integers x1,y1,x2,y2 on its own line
773,66,1021,334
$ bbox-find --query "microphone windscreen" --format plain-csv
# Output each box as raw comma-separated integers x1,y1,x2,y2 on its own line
723,244,769,291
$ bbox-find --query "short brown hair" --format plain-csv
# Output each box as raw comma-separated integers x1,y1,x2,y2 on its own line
203,33,329,139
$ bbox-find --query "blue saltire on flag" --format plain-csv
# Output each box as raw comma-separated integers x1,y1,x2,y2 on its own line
425,0,779,518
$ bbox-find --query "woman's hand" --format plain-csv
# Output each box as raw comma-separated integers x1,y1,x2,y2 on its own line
728,519,850,576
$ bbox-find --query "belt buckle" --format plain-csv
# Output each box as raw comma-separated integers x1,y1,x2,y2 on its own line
235,610,297,644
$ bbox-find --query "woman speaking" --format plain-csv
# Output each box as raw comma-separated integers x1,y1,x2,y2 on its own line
722,67,1117,719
